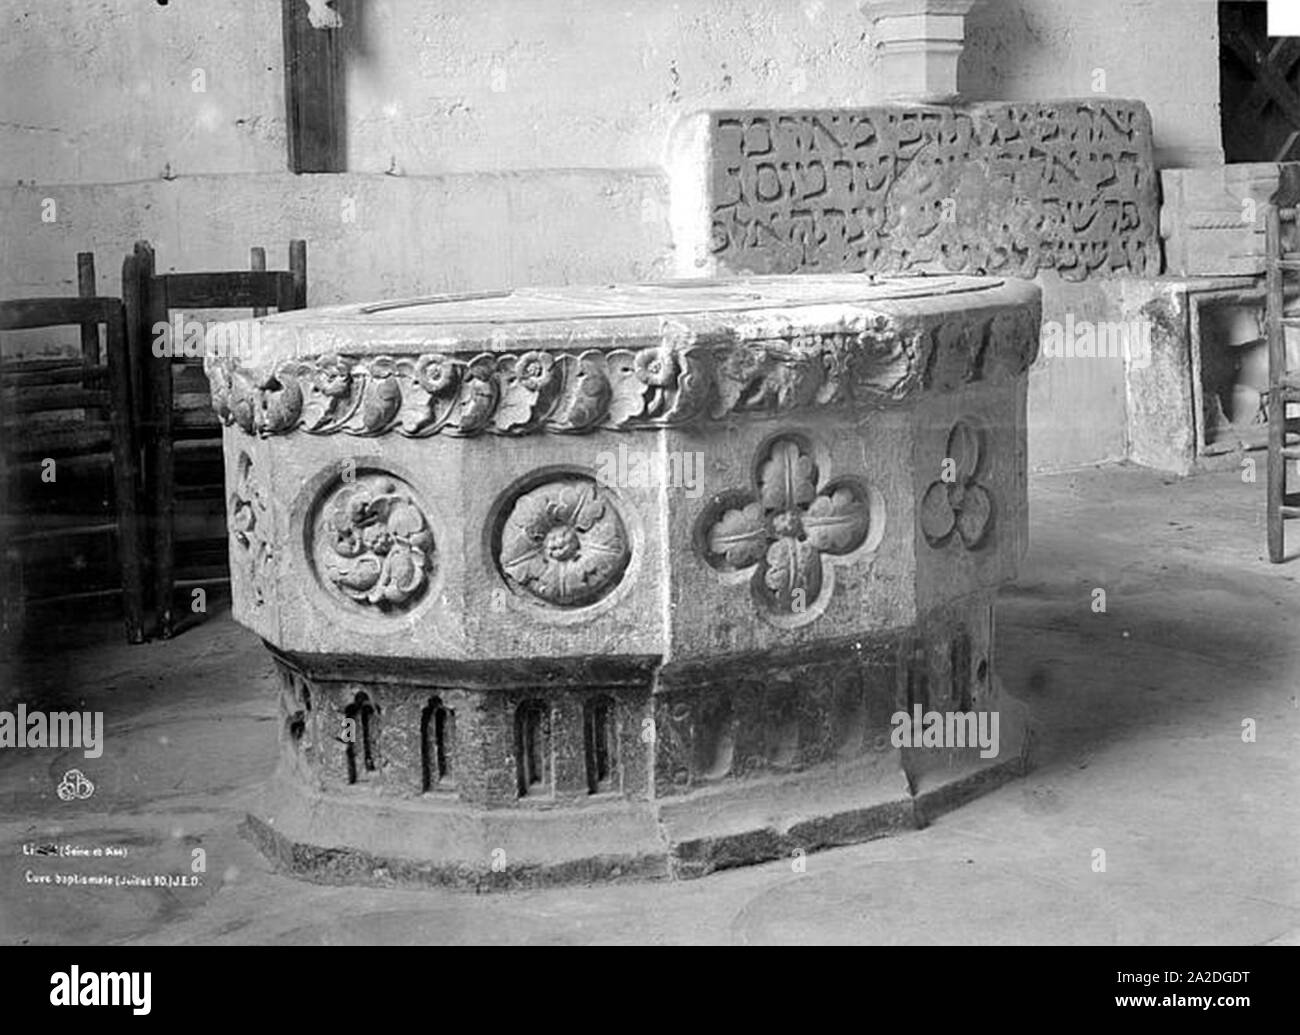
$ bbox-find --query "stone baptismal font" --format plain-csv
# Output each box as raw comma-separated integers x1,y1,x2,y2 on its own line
205,273,1040,887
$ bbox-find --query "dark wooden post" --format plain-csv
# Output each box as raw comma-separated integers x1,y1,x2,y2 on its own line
77,252,99,365
289,239,308,309
250,246,268,318
282,0,346,173
104,301,146,644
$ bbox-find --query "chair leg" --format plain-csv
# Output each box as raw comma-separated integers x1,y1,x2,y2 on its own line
290,239,307,310
150,321,176,639
122,246,159,637
130,240,176,638
1268,391,1285,563
105,305,146,643
251,247,268,318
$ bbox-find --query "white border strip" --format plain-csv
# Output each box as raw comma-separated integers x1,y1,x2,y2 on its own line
1270,0,1300,37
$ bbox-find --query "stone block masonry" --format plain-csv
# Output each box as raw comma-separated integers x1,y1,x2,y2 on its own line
670,101,1161,282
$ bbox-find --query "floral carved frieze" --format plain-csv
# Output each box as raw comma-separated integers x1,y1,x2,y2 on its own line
700,435,876,623
919,420,994,550
313,474,435,609
229,453,273,608
497,478,631,608
204,310,1035,439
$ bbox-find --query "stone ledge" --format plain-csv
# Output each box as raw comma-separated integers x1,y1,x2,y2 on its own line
242,732,1031,890
205,275,1039,438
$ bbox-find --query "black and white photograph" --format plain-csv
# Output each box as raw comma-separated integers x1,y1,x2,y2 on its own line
0,0,1296,987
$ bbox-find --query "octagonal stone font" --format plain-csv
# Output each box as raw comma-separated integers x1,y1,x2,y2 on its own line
206,273,1041,888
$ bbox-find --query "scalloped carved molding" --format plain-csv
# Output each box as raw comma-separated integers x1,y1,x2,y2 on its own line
206,309,1036,439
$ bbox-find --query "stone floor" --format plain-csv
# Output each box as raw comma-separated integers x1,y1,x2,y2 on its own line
2,464,1298,945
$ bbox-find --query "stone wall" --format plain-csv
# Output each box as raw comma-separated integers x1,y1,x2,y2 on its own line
0,0,1224,469
963,0,1223,169
0,0,880,304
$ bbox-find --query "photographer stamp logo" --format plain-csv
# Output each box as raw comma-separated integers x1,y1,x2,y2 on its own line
56,768,95,801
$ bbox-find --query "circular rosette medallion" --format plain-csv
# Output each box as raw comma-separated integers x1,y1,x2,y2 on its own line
496,477,631,608
313,472,436,611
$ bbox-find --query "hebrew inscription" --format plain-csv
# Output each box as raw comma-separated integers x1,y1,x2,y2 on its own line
708,101,1160,281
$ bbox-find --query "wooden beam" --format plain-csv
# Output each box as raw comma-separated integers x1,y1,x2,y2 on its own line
281,0,345,173
1242,38,1300,119
1224,19,1300,132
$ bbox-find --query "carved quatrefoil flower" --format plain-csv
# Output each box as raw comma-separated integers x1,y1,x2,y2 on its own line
318,475,435,608
701,436,873,620
498,478,630,607
919,420,994,550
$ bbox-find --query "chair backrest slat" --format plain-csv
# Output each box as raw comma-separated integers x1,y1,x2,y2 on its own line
4,385,111,414
0,296,119,331
157,270,295,311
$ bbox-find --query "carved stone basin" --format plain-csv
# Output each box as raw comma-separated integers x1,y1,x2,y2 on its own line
205,273,1041,887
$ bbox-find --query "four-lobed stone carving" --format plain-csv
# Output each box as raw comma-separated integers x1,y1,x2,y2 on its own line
205,310,1034,440
497,477,631,607
701,435,874,621
315,474,435,609
919,420,994,550
704,102,1161,281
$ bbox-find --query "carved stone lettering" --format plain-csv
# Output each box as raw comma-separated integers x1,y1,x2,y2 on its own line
705,102,1161,280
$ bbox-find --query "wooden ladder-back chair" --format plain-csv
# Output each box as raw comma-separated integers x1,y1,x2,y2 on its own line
123,240,307,637
0,253,145,643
